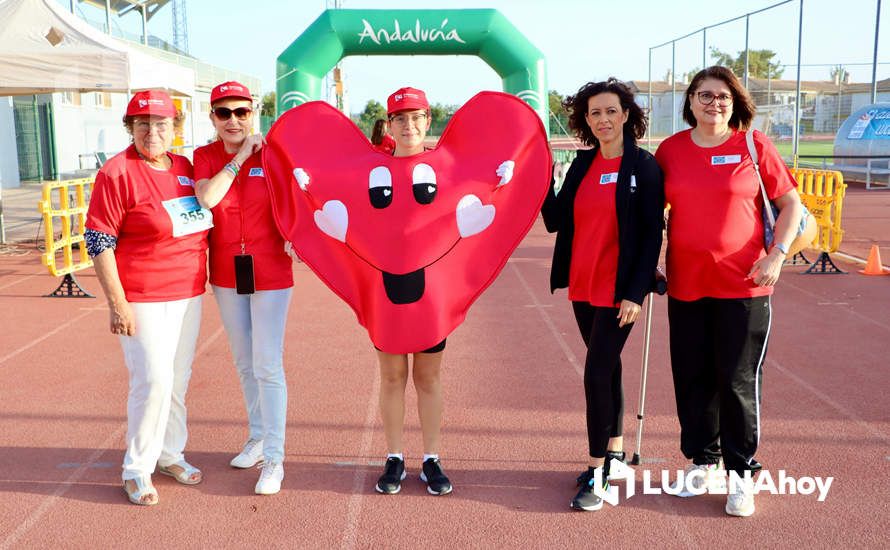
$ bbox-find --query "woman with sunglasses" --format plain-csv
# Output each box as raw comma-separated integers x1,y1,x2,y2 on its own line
655,66,803,517
194,81,293,495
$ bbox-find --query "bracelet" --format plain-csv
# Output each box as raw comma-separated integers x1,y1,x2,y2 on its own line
773,242,788,255
224,161,239,177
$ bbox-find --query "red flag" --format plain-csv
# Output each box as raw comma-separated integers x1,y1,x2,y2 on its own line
264,91,551,353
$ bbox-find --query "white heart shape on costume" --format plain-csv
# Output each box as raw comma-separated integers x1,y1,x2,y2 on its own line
314,200,348,242
456,194,496,238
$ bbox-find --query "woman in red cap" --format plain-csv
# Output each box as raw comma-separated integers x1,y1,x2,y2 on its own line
371,86,452,497
194,81,293,495
85,89,211,506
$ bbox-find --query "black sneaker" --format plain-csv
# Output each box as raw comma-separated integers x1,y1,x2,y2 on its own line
375,457,406,494
576,467,595,487
420,458,453,495
571,470,607,511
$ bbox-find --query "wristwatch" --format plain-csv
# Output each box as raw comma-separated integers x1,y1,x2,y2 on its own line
773,242,788,255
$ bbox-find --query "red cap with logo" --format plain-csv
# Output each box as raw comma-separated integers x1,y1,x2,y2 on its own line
125,90,176,117
211,81,252,103
387,87,429,115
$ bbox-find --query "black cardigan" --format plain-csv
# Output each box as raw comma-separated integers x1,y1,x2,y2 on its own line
541,136,665,306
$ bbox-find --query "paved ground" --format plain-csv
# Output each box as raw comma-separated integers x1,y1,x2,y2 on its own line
0,176,888,547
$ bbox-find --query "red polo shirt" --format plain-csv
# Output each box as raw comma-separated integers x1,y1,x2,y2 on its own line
86,145,209,302
193,141,293,290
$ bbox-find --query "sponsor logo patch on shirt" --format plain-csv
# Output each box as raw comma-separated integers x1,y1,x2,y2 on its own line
248,167,264,177
599,172,619,185
711,154,742,165
177,176,195,187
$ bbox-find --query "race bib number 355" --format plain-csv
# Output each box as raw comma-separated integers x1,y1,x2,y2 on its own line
162,196,213,237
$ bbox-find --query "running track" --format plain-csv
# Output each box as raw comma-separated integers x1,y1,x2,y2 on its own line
0,220,888,548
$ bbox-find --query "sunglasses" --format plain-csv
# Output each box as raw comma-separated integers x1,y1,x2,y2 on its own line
212,106,253,120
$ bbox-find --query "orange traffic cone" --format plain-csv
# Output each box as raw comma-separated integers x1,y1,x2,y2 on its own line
860,244,889,276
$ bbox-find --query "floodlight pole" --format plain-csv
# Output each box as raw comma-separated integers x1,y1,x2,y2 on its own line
872,0,882,104
671,41,676,134
702,28,707,69
648,48,653,150
744,15,750,87
792,0,804,162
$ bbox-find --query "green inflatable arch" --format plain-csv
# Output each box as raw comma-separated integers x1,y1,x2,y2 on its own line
276,9,548,133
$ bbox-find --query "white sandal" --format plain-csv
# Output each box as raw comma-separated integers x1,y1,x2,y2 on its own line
157,460,203,485
124,476,158,506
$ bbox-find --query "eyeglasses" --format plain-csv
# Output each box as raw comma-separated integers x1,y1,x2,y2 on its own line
695,91,734,106
388,112,428,126
212,106,253,120
133,120,171,133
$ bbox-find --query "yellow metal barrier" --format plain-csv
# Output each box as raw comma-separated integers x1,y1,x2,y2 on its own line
789,167,847,274
38,178,95,296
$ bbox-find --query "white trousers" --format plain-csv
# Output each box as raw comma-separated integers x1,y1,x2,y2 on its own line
213,286,292,463
119,295,202,481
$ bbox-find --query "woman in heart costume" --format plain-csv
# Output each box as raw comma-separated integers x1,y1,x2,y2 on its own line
264,87,551,496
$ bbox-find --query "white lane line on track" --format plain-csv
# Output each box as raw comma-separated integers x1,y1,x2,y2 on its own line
0,271,42,292
509,263,582,377
1,323,225,548
0,309,95,366
778,277,890,332
1,424,128,550
509,263,697,547
769,357,889,445
341,365,380,550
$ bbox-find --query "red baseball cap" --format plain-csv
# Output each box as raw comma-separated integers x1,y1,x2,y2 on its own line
211,81,252,103
125,90,176,117
387,87,429,115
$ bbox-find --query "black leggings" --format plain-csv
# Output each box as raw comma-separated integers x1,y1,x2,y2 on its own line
572,302,634,458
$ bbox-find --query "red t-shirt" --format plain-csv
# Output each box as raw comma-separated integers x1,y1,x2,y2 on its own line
568,153,621,307
193,140,293,290
86,145,209,302
374,134,396,154
656,129,796,301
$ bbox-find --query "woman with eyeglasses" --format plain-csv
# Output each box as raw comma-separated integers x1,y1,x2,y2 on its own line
194,81,293,495
655,66,803,517
371,87,453,497
541,79,664,511
85,90,211,506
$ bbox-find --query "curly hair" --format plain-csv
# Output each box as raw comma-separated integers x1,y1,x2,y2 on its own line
563,78,647,147
682,66,756,130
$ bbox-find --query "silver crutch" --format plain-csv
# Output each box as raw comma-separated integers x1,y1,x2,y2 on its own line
631,269,666,466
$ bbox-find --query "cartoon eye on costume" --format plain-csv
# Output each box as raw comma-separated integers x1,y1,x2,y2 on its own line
412,163,437,204
369,166,393,209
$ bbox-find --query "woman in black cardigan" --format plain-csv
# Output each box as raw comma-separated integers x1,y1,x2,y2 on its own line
542,78,664,511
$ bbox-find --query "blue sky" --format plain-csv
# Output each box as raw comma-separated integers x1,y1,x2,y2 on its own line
74,0,889,111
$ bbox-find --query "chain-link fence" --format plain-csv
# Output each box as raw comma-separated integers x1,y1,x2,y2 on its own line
644,0,888,166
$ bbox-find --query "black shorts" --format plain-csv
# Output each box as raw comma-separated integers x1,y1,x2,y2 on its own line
374,339,446,354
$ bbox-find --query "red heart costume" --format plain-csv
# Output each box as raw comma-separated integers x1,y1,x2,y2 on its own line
264,91,551,353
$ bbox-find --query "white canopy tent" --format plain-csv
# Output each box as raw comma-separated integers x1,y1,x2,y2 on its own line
0,0,195,242
0,0,194,95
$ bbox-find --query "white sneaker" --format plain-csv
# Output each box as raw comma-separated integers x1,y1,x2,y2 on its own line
671,462,727,497
255,461,284,495
725,477,755,517
230,438,264,469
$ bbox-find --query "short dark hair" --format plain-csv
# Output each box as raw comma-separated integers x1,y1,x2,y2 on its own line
683,66,756,130
563,78,647,147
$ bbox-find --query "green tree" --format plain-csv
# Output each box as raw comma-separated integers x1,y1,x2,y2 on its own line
710,48,784,79
357,99,387,136
261,91,276,117
830,65,850,84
